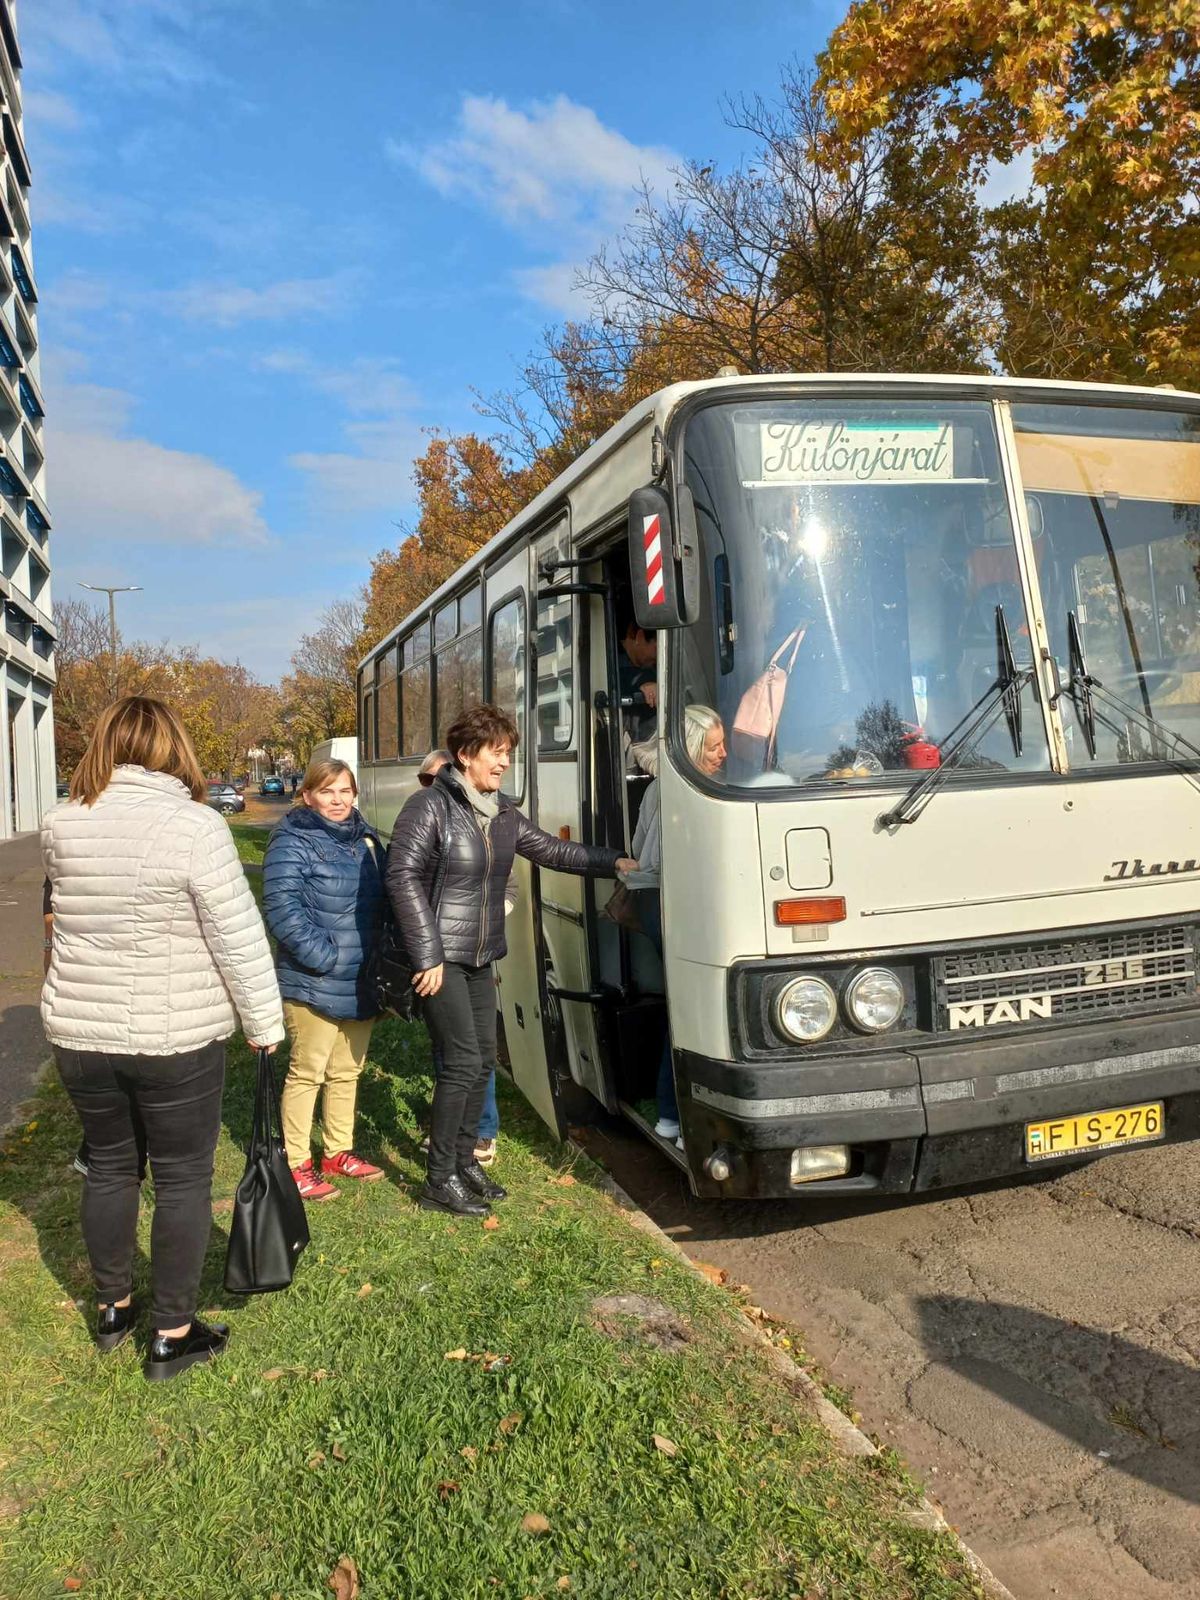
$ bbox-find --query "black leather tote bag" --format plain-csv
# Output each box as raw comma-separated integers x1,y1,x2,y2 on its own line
224,1049,310,1295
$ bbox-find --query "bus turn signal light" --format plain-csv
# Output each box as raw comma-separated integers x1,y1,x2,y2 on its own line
774,896,846,926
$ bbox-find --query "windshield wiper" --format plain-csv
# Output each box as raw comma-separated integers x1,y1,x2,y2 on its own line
878,606,1034,829
1058,608,1200,770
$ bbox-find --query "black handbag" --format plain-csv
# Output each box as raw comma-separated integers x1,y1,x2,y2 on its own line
374,789,452,1021
224,1049,310,1295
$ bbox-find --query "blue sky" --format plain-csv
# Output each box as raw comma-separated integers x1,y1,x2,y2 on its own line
24,0,847,681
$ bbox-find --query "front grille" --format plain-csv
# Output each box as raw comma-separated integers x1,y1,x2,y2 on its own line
933,924,1197,1031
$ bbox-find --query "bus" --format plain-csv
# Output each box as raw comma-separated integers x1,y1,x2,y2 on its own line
357,373,1200,1199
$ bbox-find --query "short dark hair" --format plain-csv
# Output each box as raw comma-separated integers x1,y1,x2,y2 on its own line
446,702,520,765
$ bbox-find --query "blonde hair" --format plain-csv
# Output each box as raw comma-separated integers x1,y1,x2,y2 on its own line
419,748,452,777
683,704,722,767
302,757,357,797
70,696,207,807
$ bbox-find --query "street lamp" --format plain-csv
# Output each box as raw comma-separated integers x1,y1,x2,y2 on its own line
79,582,142,697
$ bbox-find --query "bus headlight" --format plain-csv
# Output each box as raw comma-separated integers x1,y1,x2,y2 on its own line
844,967,905,1033
774,976,837,1044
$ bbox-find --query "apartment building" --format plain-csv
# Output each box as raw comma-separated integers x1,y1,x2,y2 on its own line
0,0,55,840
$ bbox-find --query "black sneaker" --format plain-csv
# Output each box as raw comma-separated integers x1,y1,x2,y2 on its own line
96,1301,135,1352
71,1152,89,1177
417,1174,490,1217
145,1318,229,1382
457,1161,507,1202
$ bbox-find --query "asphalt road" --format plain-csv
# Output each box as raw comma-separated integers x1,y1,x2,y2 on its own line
579,1116,1200,1600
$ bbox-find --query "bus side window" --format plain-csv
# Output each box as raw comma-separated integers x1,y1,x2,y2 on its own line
489,591,527,801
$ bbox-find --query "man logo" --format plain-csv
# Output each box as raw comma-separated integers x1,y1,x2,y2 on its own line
948,994,1054,1029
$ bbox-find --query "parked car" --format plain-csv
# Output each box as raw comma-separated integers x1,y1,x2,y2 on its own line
206,782,245,817
260,775,285,796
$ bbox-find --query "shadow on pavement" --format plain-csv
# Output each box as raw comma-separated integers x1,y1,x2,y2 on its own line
917,1293,1200,1505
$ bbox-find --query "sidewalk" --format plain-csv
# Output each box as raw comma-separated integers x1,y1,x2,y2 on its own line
0,831,47,1132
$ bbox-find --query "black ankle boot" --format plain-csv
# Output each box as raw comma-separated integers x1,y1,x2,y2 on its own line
145,1318,229,1382
458,1161,507,1202
97,1301,135,1352
418,1173,490,1216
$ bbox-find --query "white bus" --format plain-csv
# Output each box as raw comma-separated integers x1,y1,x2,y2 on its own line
357,374,1200,1199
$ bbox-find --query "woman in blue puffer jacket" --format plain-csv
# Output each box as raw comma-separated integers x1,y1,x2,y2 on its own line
262,757,385,1202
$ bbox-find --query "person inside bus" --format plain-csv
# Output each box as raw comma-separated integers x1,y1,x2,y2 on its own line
262,757,387,1202
621,705,727,1144
386,703,637,1217
416,747,507,1167
618,618,658,742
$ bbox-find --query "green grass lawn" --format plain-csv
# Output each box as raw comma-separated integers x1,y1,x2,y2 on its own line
227,819,270,865
0,843,984,1598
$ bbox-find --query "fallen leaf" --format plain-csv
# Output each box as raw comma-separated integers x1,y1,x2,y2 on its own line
307,1451,326,1469
444,1348,468,1361
310,1369,330,1383
482,1215,500,1231
652,1433,678,1457
437,1479,460,1500
331,1441,347,1462
695,1261,728,1286
327,1555,360,1600
211,1198,234,1214
521,1512,551,1535
460,1445,478,1462
262,1368,285,1382
483,1355,512,1373
498,1412,523,1435
549,1173,577,1187
63,1582,83,1594
557,1580,572,1591
355,1283,373,1299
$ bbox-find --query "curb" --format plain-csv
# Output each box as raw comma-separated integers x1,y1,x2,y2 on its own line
568,1139,1018,1600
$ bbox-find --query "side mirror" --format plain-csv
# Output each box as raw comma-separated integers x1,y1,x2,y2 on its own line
628,484,700,630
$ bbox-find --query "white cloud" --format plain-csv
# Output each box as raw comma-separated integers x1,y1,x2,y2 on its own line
257,350,418,416
23,88,83,132
391,93,680,231
44,351,269,547
290,417,424,515
980,147,1038,208
158,273,352,328
22,0,244,90
513,261,593,316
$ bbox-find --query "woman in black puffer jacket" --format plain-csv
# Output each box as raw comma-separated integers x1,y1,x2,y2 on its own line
387,703,636,1216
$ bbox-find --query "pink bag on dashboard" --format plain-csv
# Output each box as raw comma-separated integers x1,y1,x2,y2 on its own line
732,626,806,769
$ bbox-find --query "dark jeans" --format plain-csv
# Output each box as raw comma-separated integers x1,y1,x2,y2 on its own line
422,963,497,1183
54,1040,226,1329
430,1044,499,1142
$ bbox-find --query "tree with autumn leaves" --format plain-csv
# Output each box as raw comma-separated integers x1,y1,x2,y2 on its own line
819,0,1200,387
349,15,1196,656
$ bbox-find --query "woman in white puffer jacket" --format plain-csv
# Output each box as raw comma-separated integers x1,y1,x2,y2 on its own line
42,696,284,1381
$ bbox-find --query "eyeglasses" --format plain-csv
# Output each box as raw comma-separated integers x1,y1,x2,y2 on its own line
418,772,434,787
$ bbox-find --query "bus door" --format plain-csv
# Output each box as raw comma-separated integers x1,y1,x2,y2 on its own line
531,523,620,1112
485,547,561,1136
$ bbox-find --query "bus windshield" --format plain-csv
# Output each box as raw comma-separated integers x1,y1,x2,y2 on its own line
678,397,1050,790
1010,403,1200,768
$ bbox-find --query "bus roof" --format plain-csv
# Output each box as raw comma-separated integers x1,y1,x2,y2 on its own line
358,369,1200,670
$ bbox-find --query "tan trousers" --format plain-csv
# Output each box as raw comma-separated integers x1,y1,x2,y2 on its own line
280,1001,375,1170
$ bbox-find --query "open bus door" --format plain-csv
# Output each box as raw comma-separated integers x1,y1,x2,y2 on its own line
529,523,620,1114
486,546,562,1137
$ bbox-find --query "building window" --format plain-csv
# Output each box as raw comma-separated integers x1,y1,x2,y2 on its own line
436,632,483,744
10,247,34,306
376,646,399,760
25,501,47,540
434,598,457,648
401,659,431,757
488,592,526,800
17,376,41,421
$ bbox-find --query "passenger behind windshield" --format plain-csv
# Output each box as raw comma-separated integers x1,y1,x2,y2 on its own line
679,399,1049,788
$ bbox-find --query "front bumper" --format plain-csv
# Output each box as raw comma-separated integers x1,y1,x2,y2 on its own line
676,1007,1200,1199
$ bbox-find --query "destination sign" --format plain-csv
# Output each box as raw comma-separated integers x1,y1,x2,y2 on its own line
749,420,956,486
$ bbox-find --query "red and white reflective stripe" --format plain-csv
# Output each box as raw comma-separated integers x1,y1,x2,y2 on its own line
643,513,666,607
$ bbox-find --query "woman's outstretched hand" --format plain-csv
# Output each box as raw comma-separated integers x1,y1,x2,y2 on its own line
414,963,444,998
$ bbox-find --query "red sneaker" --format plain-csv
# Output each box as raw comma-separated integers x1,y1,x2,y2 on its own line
321,1150,384,1181
292,1160,340,1202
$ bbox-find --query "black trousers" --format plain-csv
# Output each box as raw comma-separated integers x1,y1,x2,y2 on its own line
54,1040,226,1329
421,963,497,1184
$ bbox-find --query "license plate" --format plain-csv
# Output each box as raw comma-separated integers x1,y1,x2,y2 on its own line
1025,1101,1164,1162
